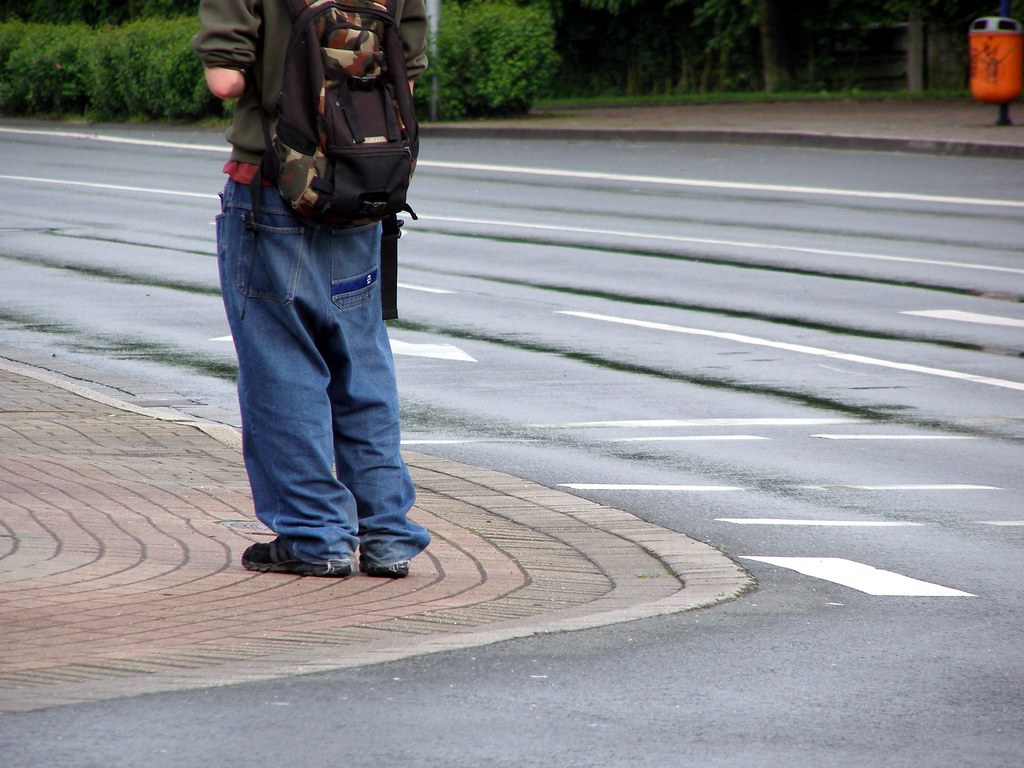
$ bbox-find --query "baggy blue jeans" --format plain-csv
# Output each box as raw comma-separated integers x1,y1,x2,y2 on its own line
216,179,430,566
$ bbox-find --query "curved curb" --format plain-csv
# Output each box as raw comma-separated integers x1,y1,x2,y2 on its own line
0,352,752,713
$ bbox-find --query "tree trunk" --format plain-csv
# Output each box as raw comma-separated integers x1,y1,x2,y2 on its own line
906,7,925,92
758,0,799,92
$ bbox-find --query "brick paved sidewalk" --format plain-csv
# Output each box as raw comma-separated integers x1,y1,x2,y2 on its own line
0,353,750,714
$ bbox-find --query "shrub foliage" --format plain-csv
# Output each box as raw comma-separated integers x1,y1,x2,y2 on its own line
433,1,559,120
0,17,216,119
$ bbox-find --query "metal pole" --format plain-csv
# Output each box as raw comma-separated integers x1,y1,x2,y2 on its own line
998,0,1012,125
426,0,441,122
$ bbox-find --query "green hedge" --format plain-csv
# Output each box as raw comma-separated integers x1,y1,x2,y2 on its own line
89,18,216,119
0,17,217,119
0,20,97,114
433,1,559,120
0,3,558,121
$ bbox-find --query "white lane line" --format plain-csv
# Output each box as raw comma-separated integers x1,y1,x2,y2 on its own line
211,334,476,362
0,126,228,152
811,436,978,442
2,169,1021,279
0,174,217,200
397,282,455,294
402,439,490,445
560,484,745,491
740,557,976,597
901,309,1024,328
562,483,998,492
719,518,922,526
420,160,1024,210
559,310,1024,392
5,126,1021,210
977,521,1024,526
532,418,861,428
421,214,1024,277
800,483,1000,490
609,435,769,442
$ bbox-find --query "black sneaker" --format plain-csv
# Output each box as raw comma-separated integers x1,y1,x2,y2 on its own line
242,538,352,577
359,558,410,579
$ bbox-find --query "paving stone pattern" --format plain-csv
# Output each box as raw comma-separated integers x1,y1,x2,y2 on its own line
0,362,750,714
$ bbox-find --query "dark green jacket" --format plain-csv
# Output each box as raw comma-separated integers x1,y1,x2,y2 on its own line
191,0,427,163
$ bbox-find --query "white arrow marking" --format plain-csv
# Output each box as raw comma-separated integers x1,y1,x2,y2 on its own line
389,339,476,362
741,557,975,597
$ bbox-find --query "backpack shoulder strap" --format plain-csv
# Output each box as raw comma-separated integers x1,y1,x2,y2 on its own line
284,0,314,20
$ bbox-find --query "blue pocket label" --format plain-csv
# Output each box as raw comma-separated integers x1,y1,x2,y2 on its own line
332,268,378,298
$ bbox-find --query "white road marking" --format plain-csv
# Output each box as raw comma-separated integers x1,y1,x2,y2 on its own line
211,334,476,362
419,160,1024,210
3,168,1021,278
901,309,1024,328
421,214,1024,277
562,482,998,492
532,417,861,428
977,521,1024,526
719,519,922,526
5,126,1021,210
811,434,977,440
740,557,976,597
799,484,1000,491
401,439,490,445
559,310,1024,391
0,126,228,152
389,339,477,362
397,282,455,294
560,484,745,491
609,435,769,442
0,174,217,200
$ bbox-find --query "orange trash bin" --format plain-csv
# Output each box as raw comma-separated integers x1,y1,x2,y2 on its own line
969,17,1023,104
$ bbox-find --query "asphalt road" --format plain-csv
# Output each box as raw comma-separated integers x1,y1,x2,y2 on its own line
1,124,1022,767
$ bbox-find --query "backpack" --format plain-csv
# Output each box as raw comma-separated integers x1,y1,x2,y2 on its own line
257,0,419,224
248,0,418,319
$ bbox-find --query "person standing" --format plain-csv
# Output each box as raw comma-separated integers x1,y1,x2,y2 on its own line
191,0,430,578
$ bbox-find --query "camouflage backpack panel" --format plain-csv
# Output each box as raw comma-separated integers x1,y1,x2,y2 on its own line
274,0,400,221
320,2,385,79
